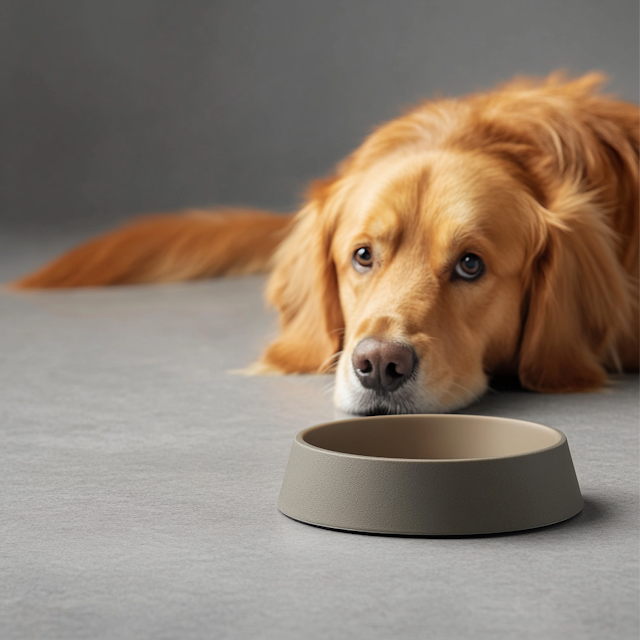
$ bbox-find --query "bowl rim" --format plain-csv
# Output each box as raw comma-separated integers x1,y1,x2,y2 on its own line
295,414,567,464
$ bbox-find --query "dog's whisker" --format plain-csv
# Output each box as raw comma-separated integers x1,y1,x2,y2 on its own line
446,381,483,406
321,379,336,397
318,350,343,374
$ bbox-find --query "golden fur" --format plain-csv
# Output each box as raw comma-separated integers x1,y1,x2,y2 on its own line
13,73,639,414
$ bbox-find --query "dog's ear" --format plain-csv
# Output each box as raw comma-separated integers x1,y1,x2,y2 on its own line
518,187,633,392
258,196,344,373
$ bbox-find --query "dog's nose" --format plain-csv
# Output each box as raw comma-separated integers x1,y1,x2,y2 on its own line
352,338,417,393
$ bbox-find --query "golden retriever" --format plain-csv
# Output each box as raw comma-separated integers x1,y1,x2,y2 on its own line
13,73,639,414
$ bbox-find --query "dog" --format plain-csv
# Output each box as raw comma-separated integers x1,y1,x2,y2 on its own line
13,73,639,415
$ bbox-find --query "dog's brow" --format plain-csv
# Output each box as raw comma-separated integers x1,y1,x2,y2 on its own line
361,208,402,247
357,155,430,222
433,226,484,279
450,226,482,248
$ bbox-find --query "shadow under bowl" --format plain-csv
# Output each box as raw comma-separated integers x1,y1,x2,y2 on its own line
278,414,583,536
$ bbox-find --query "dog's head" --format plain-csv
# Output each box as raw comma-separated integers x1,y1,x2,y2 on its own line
261,75,637,414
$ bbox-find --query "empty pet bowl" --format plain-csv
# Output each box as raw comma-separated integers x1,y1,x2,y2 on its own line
278,415,583,535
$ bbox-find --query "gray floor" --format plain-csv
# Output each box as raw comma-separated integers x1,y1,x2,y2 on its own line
1,234,638,640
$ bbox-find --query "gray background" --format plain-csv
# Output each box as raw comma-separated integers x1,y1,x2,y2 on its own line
1,2,639,639
1,0,638,233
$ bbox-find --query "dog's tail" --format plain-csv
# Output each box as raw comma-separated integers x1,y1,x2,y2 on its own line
11,209,292,289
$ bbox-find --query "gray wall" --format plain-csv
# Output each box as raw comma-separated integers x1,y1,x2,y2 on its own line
1,0,638,232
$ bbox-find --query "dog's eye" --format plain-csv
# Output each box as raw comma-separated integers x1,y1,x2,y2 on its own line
353,247,374,272
454,253,484,280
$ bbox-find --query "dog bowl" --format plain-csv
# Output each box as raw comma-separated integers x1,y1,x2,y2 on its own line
278,415,583,536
